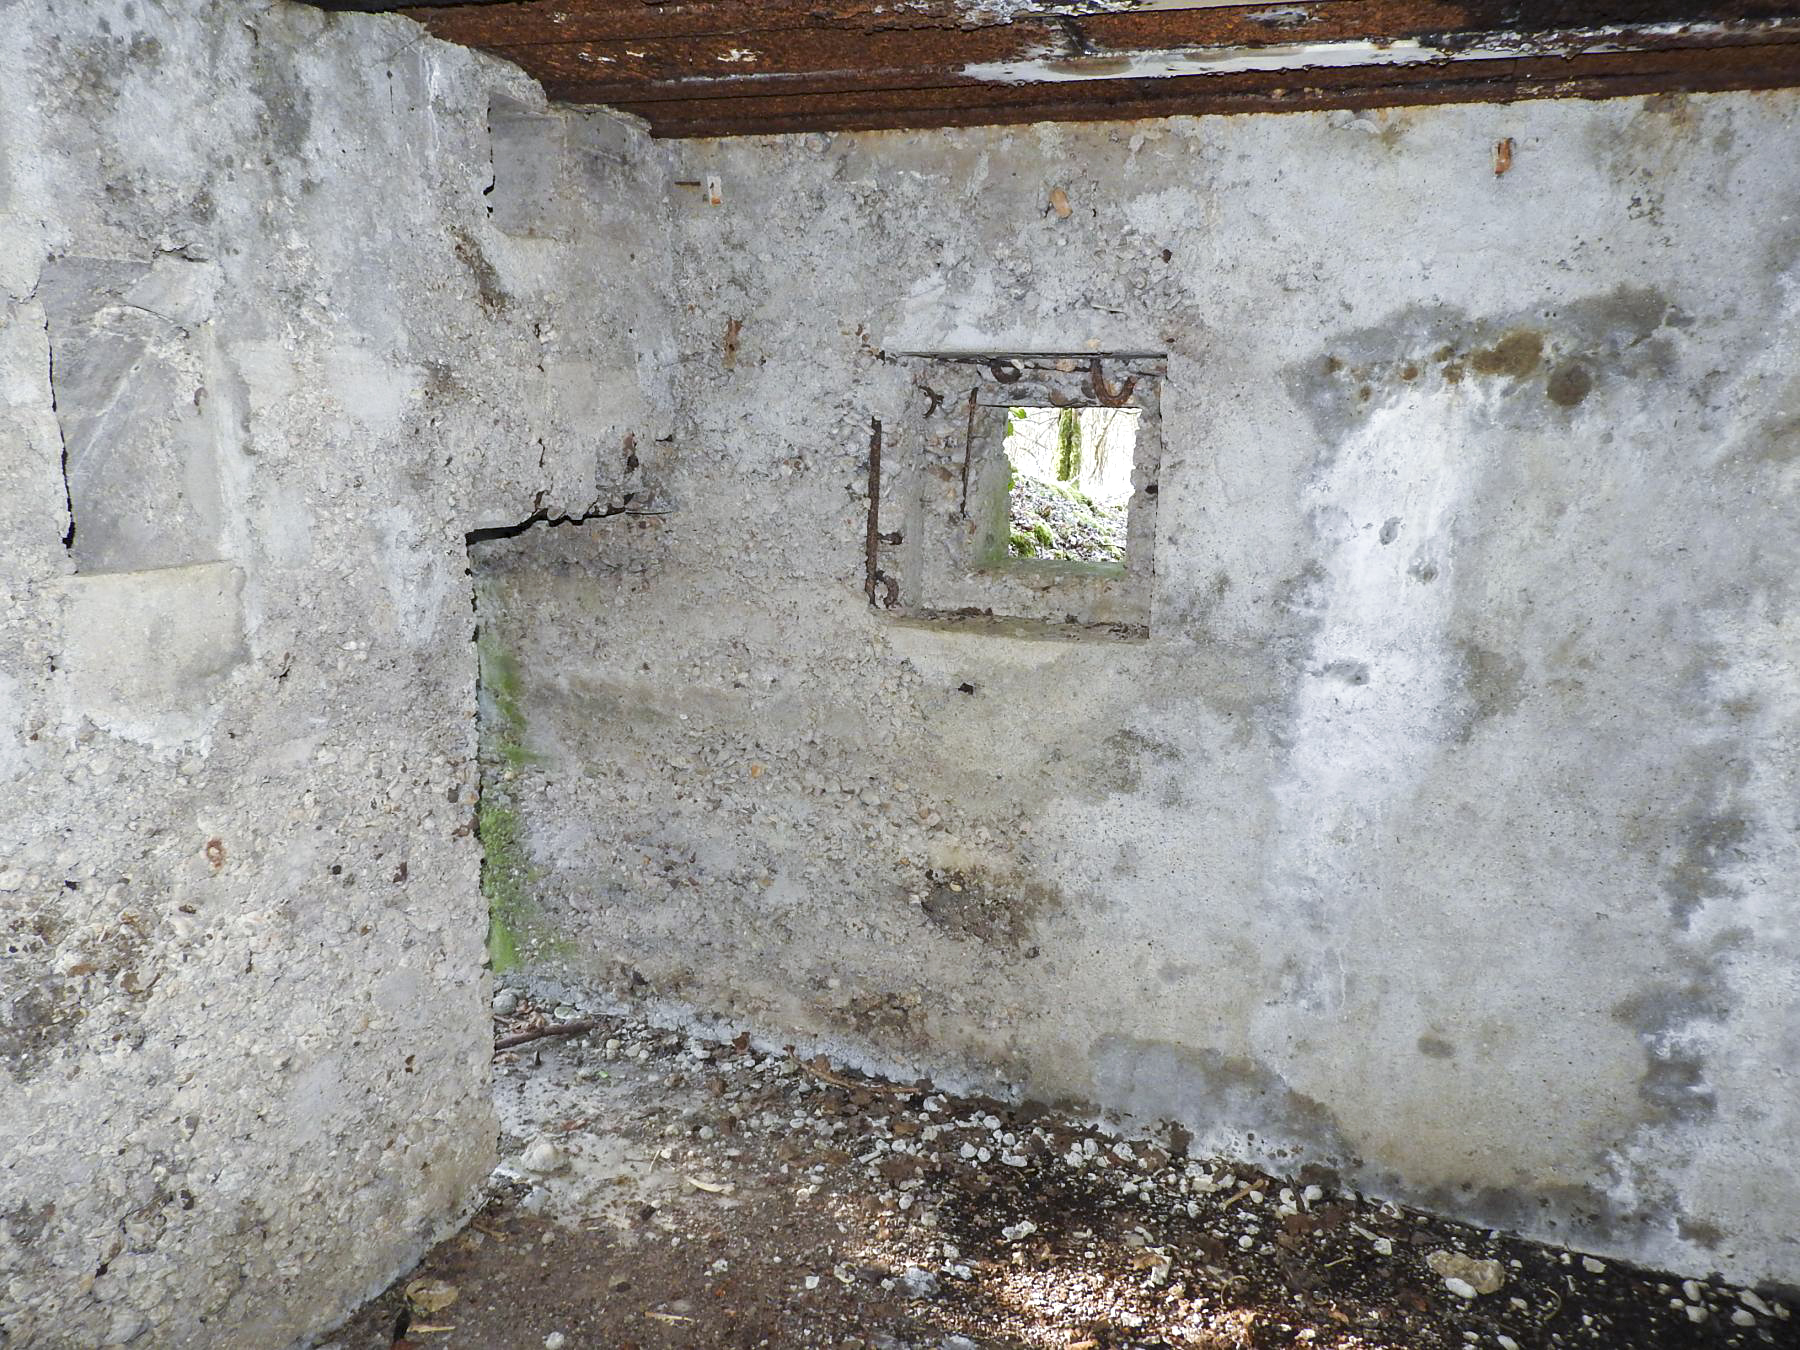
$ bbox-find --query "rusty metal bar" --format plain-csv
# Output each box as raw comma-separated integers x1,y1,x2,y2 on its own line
375,0,1800,47
596,40,1800,136
299,0,1800,136
510,19,1800,107
864,417,883,608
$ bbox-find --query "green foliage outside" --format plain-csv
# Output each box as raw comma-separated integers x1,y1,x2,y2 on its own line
1055,407,1081,482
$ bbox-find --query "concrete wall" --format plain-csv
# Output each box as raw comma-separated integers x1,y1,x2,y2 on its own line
0,3,672,1343
479,92,1800,1286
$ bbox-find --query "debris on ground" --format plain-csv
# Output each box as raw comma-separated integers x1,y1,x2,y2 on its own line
1008,472,1125,563
329,996,1797,1349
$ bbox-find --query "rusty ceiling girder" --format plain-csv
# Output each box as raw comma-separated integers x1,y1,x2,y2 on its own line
483,19,1800,106
591,41,1800,136
304,0,1800,135
373,1,1800,47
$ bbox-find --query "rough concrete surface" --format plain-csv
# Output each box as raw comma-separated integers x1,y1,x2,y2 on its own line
3,0,1798,1343
477,92,1800,1292
0,1,673,1344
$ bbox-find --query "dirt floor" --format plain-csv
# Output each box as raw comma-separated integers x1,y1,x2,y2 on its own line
328,996,1796,1350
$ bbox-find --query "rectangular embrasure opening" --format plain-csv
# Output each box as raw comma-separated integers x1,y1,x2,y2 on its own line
887,353,1164,633
1002,405,1140,565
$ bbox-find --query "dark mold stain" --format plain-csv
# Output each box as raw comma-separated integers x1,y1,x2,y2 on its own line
1405,1177,1626,1252
1637,1055,1717,1125
1,977,82,1085
1319,659,1370,687
2,1202,55,1249
1663,807,1751,929
248,39,315,160
1677,1216,1725,1249
1752,408,1800,465
1276,559,1327,616
1091,1036,1355,1167
918,867,1060,954
1454,641,1526,742
1096,727,1182,795
1547,358,1594,407
1378,517,1400,545
450,226,508,314
1416,1035,1456,1059
1468,329,1544,378
1283,287,1692,446
1612,982,1727,1125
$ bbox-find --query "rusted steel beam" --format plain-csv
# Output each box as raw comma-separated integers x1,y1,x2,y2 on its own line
485,17,1800,105
390,0,985,44
381,0,1800,46
479,23,1050,97
301,0,1800,136
581,40,1800,136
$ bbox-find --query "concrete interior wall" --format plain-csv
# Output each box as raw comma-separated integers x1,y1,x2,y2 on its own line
4,1,1798,1343
477,92,1800,1290
0,2,673,1343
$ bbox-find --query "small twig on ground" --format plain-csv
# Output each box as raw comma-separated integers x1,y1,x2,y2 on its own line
494,1019,600,1052
1221,1182,1258,1210
788,1049,906,1096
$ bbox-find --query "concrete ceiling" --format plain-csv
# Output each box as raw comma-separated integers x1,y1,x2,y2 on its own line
315,1,1800,137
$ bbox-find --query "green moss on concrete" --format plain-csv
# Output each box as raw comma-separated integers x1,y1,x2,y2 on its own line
478,634,540,772
479,799,527,972
474,626,569,971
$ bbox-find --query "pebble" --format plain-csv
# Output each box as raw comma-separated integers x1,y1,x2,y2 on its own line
519,1139,566,1175
1581,1256,1605,1274
900,1266,939,1298
1684,1304,1708,1324
1683,1279,1703,1302
1427,1250,1506,1295
492,989,520,1017
543,1335,565,1350
1496,1338,1519,1350
1732,1309,1757,1327
1741,1289,1774,1316
1444,1277,1478,1300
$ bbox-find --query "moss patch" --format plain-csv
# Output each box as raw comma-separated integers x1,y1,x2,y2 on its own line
475,628,567,970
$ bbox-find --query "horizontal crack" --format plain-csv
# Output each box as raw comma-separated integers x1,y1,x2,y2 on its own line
463,496,670,545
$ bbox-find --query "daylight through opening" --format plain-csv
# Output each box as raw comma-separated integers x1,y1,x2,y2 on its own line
1003,405,1140,561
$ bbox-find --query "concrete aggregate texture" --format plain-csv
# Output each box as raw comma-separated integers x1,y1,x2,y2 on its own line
0,0,1796,1345
485,91,1800,1298
0,1,673,1344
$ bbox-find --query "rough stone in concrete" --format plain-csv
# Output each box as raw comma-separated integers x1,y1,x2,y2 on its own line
480,92,1800,1290
0,2,673,1344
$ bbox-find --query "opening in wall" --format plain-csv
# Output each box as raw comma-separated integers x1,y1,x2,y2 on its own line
1002,406,1140,563
876,354,1165,634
